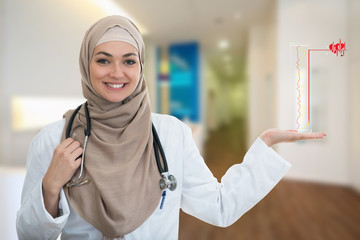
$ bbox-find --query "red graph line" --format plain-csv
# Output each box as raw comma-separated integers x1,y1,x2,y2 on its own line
307,49,329,125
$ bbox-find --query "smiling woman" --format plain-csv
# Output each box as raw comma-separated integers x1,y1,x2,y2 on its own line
90,41,141,103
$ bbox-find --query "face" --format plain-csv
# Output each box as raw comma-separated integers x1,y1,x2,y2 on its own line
89,41,141,103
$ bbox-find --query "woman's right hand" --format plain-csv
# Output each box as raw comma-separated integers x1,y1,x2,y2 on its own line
42,138,83,217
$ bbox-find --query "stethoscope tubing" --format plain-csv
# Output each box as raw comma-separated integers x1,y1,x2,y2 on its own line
152,123,168,174
65,102,91,187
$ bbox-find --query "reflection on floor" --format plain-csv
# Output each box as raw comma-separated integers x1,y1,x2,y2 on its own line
179,119,360,240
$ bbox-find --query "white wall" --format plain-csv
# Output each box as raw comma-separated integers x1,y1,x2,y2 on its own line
0,0,112,166
276,0,350,185
0,0,4,165
247,11,277,145
349,0,360,192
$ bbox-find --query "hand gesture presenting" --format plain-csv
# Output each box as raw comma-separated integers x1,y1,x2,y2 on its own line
260,129,326,147
42,138,83,217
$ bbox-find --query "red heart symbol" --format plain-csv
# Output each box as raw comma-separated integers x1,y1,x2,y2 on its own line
339,43,345,50
329,43,336,53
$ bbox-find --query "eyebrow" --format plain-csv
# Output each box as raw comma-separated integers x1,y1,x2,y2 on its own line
94,51,138,58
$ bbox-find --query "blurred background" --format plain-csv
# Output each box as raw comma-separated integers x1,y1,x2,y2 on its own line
1,0,359,239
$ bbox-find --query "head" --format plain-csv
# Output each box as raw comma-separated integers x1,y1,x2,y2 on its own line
79,16,145,103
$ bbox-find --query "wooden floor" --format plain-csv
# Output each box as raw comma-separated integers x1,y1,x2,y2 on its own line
178,118,360,240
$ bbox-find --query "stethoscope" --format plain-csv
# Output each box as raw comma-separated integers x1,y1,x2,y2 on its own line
65,102,177,208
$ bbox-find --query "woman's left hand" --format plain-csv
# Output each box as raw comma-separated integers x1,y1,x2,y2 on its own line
260,129,326,147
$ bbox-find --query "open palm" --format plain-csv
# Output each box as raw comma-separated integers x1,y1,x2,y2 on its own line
260,129,326,147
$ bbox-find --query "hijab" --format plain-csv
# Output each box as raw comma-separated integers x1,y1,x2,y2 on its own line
62,15,162,238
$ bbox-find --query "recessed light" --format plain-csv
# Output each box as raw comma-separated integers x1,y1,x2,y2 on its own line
218,39,229,50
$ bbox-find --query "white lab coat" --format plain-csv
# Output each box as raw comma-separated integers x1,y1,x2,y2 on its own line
16,113,291,240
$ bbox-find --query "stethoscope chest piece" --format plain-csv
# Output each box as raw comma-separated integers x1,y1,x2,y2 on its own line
159,172,177,191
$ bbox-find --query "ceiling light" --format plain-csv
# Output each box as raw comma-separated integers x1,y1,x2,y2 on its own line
218,39,229,50
91,0,147,34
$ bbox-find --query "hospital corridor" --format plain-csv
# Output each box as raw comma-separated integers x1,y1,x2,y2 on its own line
1,0,360,239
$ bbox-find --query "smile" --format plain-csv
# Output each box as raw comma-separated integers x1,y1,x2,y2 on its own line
105,83,126,89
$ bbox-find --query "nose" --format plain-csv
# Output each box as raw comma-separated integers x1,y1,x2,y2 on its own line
109,64,124,79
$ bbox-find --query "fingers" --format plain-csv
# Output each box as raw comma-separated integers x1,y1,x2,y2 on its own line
60,138,80,151
71,148,83,163
51,138,83,175
286,129,326,136
59,138,83,156
73,155,83,170
300,132,326,139
67,139,83,160
290,132,327,143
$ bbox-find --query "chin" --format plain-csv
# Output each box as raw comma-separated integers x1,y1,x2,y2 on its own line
104,95,129,103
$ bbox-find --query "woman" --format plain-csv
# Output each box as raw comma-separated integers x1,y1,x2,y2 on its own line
16,15,325,240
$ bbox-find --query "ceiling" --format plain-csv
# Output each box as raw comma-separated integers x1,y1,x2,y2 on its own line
115,0,274,82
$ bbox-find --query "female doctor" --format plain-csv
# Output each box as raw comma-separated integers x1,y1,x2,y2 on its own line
16,15,326,240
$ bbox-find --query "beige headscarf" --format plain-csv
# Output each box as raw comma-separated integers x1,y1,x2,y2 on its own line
62,15,162,238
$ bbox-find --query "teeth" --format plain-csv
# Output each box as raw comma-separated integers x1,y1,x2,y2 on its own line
106,83,125,88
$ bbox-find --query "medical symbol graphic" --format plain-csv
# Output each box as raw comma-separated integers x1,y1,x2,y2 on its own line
294,39,346,132
329,39,347,57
